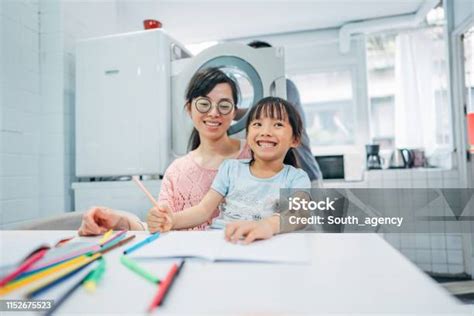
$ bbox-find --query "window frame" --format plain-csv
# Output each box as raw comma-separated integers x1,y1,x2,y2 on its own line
451,17,474,187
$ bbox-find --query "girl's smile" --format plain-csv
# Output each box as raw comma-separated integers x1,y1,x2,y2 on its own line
256,140,278,148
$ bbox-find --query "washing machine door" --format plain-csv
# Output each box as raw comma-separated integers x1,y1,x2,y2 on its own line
171,43,286,156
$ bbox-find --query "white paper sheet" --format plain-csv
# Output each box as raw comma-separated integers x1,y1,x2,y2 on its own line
130,231,310,264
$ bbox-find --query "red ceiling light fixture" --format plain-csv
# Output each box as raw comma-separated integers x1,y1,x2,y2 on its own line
143,19,162,30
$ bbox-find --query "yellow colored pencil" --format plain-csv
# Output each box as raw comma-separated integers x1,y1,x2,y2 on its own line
99,229,113,245
0,254,100,296
24,253,101,297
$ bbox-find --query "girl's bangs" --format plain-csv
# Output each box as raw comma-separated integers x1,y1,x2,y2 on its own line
251,100,288,121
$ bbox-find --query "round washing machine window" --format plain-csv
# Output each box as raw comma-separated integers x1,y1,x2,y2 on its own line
221,67,254,110
199,56,263,135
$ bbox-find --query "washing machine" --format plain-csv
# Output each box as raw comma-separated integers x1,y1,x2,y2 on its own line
170,43,287,157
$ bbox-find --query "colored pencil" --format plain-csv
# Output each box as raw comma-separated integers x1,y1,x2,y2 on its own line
0,234,133,297
25,253,101,298
147,260,185,312
120,255,160,284
43,268,96,316
0,248,48,287
99,229,113,245
123,233,160,255
132,176,160,209
100,230,126,247
27,244,100,273
99,233,126,252
100,235,136,255
83,258,106,292
159,260,185,306
0,254,97,296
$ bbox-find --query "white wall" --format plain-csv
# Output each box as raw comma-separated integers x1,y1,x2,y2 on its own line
40,0,119,222
0,0,120,228
1,0,41,226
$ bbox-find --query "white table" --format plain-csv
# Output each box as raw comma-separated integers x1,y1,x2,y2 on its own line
0,231,472,315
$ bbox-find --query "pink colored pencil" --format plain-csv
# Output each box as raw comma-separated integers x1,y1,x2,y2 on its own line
100,230,126,247
27,245,100,272
147,263,178,312
0,248,48,286
132,176,160,209
147,260,185,312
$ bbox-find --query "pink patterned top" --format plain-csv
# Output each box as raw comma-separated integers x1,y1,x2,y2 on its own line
157,141,251,230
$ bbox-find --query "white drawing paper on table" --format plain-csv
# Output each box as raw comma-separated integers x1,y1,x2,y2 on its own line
130,230,309,264
217,233,309,263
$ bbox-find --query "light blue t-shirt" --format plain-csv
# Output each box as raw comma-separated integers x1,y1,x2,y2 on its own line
211,159,311,223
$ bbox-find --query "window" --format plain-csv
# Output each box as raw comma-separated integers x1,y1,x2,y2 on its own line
463,26,474,113
366,33,396,150
290,70,356,148
463,25,474,161
366,10,452,166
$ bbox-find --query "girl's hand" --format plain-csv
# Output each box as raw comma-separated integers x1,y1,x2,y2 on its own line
147,202,174,233
78,206,127,236
224,219,276,244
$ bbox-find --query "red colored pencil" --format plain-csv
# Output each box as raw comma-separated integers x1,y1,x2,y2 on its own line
147,260,185,312
0,248,48,286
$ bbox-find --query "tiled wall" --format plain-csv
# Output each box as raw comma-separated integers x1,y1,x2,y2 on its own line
39,0,69,224
1,0,42,226
39,0,118,222
1,0,120,229
326,168,472,276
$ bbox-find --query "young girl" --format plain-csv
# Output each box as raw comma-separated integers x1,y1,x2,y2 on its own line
147,97,311,244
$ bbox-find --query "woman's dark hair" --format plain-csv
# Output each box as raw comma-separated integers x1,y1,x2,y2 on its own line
185,67,239,151
245,97,303,168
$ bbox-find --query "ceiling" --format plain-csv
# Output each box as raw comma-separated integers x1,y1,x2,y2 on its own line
117,0,427,44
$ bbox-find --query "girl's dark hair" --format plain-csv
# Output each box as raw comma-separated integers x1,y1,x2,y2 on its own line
245,97,303,168
185,67,239,151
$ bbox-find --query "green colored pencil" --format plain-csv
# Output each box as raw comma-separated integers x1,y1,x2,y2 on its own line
120,255,160,284
83,258,106,292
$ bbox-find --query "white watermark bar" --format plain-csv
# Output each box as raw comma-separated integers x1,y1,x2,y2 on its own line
0,300,54,311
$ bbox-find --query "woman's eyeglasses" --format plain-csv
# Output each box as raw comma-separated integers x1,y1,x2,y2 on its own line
193,97,234,115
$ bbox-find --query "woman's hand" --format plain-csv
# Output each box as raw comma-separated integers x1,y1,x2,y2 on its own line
78,206,128,236
147,202,174,233
224,217,279,244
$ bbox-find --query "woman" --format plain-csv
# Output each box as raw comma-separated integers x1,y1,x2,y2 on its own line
78,67,250,236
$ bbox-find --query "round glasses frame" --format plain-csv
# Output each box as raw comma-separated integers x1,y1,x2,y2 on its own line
193,97,235,115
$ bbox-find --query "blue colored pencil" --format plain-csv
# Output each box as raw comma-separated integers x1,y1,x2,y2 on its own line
123,233,160,255
44,269,95,316
25,256,100,298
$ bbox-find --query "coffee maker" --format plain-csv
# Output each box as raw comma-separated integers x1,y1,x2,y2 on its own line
366,144,382,170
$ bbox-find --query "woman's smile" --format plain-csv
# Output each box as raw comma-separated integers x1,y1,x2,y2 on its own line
203,119,223,128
